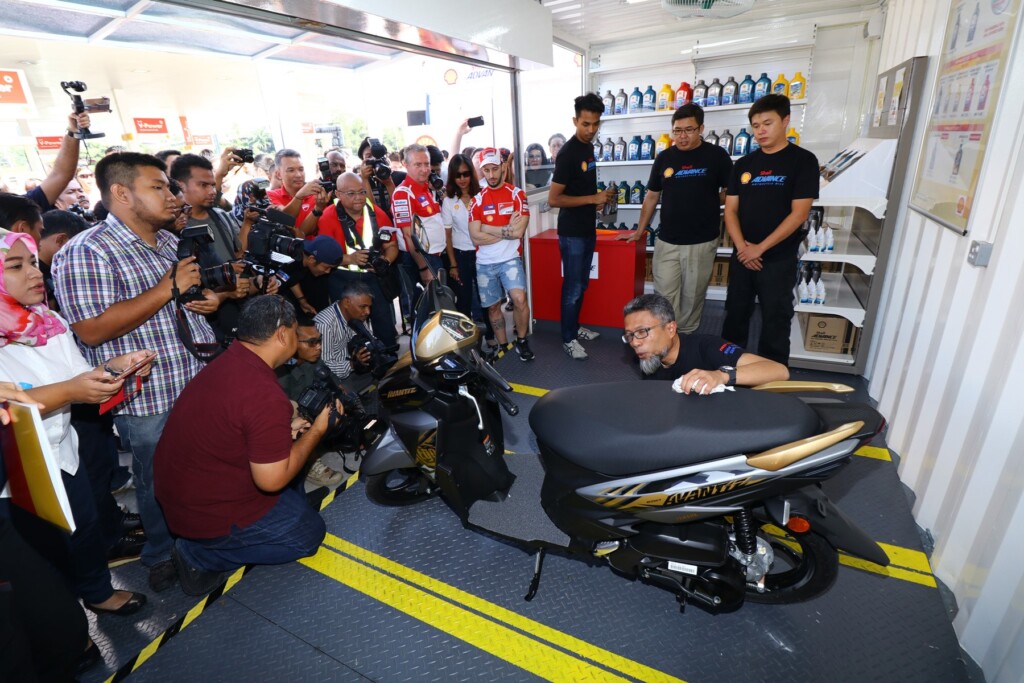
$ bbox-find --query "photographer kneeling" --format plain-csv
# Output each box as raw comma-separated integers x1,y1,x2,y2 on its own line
314,281,389,396
154,296,333,596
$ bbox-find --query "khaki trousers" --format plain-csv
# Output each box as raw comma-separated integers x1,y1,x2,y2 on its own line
652,238,718,333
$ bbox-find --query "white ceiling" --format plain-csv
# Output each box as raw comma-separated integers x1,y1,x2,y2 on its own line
544,0,883,48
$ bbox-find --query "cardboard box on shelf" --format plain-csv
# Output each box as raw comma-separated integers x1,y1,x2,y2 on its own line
644,253,654,281
801,313,858,354
708,258,730,287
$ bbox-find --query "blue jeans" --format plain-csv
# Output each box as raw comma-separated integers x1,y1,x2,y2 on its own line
174,487,326,572
559,235,596,344
453,247,484,323
115,411,171,566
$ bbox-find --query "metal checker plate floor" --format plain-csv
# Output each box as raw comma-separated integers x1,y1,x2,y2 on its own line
86,317,971,682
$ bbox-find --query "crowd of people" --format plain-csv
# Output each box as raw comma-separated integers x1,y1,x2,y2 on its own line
0,89,816,679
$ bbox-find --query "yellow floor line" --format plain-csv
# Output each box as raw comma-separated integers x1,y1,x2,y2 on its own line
316,534,685,683
855,445,892,461
302,543,683,683
509,382,549,397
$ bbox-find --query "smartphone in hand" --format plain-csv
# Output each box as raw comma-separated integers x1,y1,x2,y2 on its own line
467,116,485,128
108,352,157,382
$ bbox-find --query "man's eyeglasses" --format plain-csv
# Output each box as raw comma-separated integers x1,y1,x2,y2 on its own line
298,336,323,346
621,323,666,343
340,190,368,198
671,126,701,136
454,171,472,179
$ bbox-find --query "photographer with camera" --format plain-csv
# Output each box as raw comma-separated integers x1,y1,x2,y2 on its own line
317,172,400,350
54,178,93,219
21,111,93,214
276,316,345,487
267,149,332,238
279,235,344,316
51,152,220,593
170,154,257,263
154,296,333,595
313,281,380,393
357,137,396,218
392,145,448,292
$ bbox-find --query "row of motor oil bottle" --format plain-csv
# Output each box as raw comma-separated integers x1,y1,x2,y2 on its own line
601,72,807,116
595,125,799,162
797,211,833,305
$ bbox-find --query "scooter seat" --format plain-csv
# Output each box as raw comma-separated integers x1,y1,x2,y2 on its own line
529,381,821,476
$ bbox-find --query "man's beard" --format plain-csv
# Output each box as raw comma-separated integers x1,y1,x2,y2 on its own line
487,178,502,188
639,351,667,375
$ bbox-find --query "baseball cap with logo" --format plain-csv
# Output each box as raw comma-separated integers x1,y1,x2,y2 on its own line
476,147,502,168
302,235,344,266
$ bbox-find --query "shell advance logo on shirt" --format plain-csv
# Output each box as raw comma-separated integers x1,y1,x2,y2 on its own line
740,170,788,186
580,160,595,172
663,165,708,178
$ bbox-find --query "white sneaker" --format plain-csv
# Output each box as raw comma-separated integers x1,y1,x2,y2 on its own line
306,459,344,487
563,339,588,360
577,327,601,341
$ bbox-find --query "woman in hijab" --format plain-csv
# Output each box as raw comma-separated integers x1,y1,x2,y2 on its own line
0,230,154,617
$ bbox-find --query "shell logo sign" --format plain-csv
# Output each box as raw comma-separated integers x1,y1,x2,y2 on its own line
444,69,458,85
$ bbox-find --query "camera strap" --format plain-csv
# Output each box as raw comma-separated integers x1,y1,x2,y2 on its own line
170,266,225,363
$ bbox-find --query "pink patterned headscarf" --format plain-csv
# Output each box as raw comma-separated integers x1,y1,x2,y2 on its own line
0,231,67,347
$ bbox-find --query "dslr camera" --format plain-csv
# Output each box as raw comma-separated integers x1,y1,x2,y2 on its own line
427,171,444,192
296,365,381,452
364,138,392,181
66,203,96,223
317,157,337,193
245,217,305,267
233,148,255,163
175,225,236,304
347,319,398,379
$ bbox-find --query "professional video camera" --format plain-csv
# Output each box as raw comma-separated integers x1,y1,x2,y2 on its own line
296,364,382,452
347,318,398,379
175,225,236,304
364,138,392,181
317,157,337,193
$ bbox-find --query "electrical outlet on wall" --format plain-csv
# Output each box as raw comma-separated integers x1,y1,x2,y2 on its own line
967,240,993,267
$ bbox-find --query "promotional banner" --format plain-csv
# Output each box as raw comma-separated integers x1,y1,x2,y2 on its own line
910,0,1022,234
0,69,37,119
35,136,64,151
133,117,169,134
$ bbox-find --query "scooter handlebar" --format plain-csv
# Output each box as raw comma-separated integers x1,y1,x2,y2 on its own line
472,348,518,416
491,386,519,417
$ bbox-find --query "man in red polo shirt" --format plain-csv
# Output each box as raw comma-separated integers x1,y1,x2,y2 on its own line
268,149,332,238
154,295,336,595
391,144,447,290
318,171,400,348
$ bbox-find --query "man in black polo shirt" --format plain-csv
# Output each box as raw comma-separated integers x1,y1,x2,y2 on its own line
548,93,616,361
722,94,819,365
624,293,787,392
621,103,732,333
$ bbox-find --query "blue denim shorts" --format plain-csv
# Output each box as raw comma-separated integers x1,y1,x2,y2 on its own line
477,257,526,307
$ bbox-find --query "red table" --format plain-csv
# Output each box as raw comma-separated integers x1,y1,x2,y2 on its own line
529,228,646,329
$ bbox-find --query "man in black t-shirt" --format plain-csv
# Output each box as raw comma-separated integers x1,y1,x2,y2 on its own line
723,95,819,365
623,293,788,392
621,104,732,333
548,93,616,361
280,236,343,316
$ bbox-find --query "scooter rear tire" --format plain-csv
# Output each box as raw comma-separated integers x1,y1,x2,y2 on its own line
364,469,435,507
744,527,839,604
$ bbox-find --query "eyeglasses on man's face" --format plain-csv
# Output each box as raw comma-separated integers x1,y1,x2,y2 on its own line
297,336,322,346
671,126,701,136
340,190,368,198
621,322,666,343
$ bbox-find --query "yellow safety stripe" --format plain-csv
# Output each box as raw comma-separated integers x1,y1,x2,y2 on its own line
312,533,685,683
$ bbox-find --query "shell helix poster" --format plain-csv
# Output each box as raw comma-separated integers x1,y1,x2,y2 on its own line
910,0,1021,234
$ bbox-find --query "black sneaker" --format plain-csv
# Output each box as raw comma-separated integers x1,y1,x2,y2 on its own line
514,337,535,362
107,534,145,566
121,509,143,533
171,543,229,597
148,559,178,592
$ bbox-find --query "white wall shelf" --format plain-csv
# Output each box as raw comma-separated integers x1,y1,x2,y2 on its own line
799,230,877,275
603,99,808,120
793,273,865,327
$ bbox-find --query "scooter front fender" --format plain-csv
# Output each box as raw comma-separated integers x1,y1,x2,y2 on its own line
361,425,417,476
765,486,890,567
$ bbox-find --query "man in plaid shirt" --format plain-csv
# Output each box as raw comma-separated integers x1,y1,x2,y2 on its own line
53,152,219,592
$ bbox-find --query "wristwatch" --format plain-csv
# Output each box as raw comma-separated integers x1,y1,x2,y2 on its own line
718,365,736,386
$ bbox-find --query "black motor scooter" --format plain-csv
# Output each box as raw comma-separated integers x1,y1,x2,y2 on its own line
359,267,889,613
